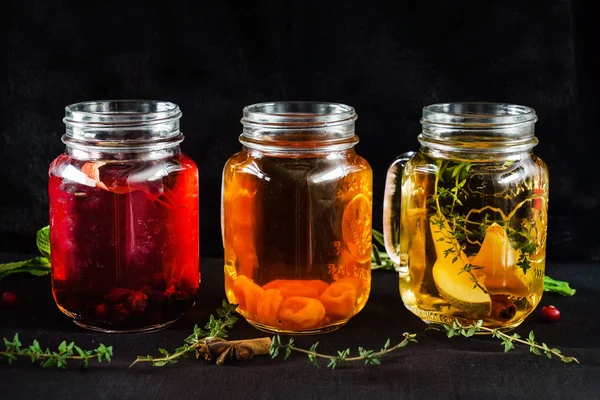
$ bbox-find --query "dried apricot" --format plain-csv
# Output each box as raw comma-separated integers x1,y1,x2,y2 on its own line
256,289,284,326
232,275,249,309
262,280,320,299
319,281,357,319
304,280,330,295
278,297,326,329
233,275,264,315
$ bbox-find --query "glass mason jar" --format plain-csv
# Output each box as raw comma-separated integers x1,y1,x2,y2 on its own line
49,100,199,333
222,102,373,334
384,103,548,331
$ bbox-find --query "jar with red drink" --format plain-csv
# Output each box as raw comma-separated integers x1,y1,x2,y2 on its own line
49,100,199,332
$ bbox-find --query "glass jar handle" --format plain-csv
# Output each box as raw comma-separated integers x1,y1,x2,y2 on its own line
383,151,415,265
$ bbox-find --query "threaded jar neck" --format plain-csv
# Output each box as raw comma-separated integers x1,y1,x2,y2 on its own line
419,102,538,154
240,102,359,153
63,100,183,151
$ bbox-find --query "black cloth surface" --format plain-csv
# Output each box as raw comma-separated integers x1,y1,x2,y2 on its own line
0,256,599,399
1,0,600,263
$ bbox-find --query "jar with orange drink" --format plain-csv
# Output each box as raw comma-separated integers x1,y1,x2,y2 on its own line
222,102,372,334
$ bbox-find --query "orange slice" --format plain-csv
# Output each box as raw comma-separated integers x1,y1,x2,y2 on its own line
342,194,372,262
80,162,132,194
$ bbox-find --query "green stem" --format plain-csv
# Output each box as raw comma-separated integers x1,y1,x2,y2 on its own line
477,326,579,364
283,333,414,363
129,342,202,368
0,351,97,361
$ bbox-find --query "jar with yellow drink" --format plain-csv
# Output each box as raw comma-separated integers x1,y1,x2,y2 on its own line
383,103,548,330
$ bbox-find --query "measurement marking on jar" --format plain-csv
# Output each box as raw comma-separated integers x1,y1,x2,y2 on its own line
352,268,370,280
328,263,347,276
533,268,544,279
332,241,341,256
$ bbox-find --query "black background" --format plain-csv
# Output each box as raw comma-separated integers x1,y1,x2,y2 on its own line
1,0,599,262
2,2,600,399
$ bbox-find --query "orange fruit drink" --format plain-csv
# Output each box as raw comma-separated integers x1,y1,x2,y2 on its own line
223,149,372,334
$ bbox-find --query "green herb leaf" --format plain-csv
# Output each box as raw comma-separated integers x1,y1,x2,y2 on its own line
0,226,52,280
158,348,170,357
0,257,51,280
1,335,110,369
443,319,578,363
36,226,51,258
284,338,294,360
58,341,67,353
544,275,576,296
308,342,320,368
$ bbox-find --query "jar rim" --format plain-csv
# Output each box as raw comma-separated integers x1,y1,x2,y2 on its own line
64,100,181,127
419,102,539,153
62,100,183,150
242,101,357,127
422,102,537,127
239,101,359,153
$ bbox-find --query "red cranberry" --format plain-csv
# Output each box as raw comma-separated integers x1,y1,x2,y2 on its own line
114,303,131,322
1,292,17,306
128,292,148,315
541,305,561,322
95,304,108,318
105,288,132,303
165,281,187,300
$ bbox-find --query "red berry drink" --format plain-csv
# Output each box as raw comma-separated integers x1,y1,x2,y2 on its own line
49,100,199,332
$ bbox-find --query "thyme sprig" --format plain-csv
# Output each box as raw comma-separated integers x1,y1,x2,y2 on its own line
457,263,489,294
0,333,112,369
443,319,578,363
129,300,238,367
431,160,542,278
269,333,418,369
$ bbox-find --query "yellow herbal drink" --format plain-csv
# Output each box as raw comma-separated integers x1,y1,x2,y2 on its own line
384,103,548,331
222,102,372,334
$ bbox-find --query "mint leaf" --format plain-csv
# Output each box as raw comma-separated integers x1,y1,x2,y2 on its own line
0,257,50,279
36,226,51,258
0,226,52,280
544,275,576,296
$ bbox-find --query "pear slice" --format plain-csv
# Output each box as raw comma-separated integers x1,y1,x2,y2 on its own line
432,259,492,316
471,223,529,297
430,216,492,317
